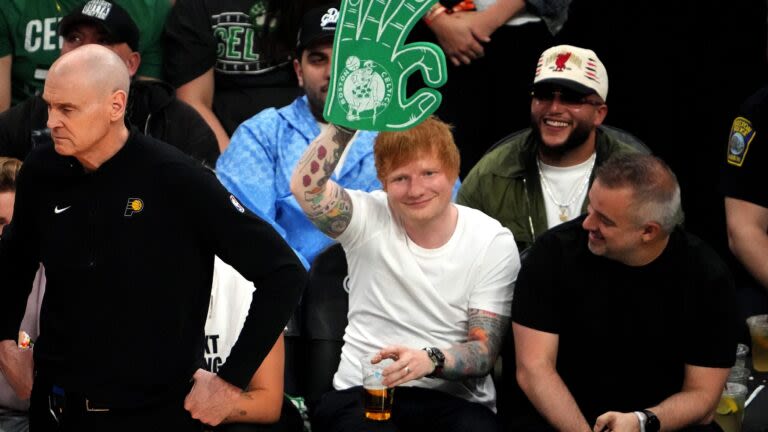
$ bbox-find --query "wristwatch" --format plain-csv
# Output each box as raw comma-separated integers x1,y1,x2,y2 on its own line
422,347,445,377
641,409,660,432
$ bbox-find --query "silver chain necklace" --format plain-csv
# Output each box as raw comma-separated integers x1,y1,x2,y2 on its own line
537,155,596,222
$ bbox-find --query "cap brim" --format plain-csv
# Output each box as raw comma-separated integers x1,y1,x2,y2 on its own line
534,78,597,97
58,15,119,44
297,34,335,52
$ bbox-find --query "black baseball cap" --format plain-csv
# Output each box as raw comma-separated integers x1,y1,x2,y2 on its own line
59,0,140,52
296,3,340,54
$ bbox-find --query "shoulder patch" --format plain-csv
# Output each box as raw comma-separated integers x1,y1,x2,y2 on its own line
727,117,757,167
230,195,246,213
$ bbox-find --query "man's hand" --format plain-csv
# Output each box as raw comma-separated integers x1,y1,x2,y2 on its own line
0,339,33,400
376,345,435,387
324,0,447,131
427,12,489,66
184,368,242,426
593,411,641,432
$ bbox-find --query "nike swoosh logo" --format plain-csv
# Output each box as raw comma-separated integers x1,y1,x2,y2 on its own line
54,206,71,214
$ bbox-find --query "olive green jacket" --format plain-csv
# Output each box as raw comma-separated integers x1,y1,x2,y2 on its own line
457,127,644,252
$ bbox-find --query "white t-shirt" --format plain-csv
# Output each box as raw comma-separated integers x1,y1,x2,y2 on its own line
474,0,542,26
539,153,596,229
332,190,519,411
203,257,255,373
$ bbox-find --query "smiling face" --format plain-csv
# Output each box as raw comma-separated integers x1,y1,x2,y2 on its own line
384,151,455,228
581,179,646,263
530,84,607,159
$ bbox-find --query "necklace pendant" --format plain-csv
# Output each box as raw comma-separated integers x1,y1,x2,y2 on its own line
559,207,569,222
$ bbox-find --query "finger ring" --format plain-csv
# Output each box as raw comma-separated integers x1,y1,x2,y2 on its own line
405,366,410,374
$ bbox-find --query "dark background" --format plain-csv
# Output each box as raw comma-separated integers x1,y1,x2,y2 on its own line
556,0,768,263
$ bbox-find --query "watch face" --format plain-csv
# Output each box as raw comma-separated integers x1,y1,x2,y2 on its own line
642,410,660,432
431,348,445,366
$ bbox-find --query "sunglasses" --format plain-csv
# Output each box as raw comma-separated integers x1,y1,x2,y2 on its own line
531,86,604,108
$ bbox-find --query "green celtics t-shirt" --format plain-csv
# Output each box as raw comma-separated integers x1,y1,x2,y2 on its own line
0,0,171,106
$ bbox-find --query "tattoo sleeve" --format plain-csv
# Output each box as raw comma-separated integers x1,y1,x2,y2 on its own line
440,308,509,380
291,125,357,238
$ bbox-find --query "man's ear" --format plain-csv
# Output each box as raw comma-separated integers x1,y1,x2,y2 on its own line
124,52,141,77
641,221,662,243
593,103,608,127
294,58,304,88
110,90,128,122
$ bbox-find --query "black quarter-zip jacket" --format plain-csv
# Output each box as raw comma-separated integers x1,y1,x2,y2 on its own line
0,130,306,408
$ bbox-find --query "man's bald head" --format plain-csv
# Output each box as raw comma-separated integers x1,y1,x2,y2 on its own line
48,44,131,98
44,44,132,171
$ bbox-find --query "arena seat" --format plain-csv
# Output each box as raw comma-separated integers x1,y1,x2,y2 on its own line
299,243,349,418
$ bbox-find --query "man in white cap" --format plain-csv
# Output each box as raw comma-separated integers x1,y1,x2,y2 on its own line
457,44,643,253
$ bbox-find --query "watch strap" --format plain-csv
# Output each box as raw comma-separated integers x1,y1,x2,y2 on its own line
633,411,646,432
641,409,660,432
422,347,445,378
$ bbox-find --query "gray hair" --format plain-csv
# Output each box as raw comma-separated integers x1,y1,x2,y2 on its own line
595,154,682,233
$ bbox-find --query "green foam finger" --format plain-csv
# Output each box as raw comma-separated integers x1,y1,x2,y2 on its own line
324,0,447,131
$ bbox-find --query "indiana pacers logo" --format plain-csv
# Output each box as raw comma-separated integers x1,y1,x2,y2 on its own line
337,56,393,123
124,198,144,217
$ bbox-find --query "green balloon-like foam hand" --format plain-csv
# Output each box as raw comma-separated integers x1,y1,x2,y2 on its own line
323,0,447,131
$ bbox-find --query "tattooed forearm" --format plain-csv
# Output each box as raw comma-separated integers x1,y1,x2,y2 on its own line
291,124,357,238
439,308,509,380
306,186,353,236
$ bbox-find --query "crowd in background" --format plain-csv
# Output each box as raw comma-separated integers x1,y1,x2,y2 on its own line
0,0,767,431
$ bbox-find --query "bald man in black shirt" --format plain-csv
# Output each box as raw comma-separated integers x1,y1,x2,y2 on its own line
0,45,305,431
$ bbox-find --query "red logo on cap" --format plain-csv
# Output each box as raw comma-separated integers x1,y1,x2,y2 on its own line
554,52,571,71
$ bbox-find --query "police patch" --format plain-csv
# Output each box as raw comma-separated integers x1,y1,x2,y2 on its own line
230,195,246,213
727,117,757,167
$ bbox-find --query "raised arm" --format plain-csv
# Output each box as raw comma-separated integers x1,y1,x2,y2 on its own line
593,364,728,431
513,322,592,431
290,124,357,238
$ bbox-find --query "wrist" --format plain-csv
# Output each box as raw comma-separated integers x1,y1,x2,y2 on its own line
633,411,646,432
423,4,448,25
422,347,445,378
332,123,357,136
641,409,660,432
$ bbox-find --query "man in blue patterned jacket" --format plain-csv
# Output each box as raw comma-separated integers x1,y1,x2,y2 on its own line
216,3,380,269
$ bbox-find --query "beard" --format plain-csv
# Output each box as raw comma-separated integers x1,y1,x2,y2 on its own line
305,87,328,123
531,116,593,159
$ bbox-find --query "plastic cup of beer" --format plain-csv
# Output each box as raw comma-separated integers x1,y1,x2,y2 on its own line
727,366,751,387
735,343,749,368
746,314,768,372
361,352,395,421
714,382,748,432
